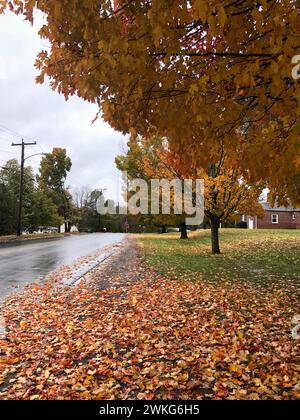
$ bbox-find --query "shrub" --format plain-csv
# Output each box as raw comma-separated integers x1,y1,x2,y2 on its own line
236,221,248,229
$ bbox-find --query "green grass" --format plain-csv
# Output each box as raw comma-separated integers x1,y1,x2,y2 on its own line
0,233,64,244
138,229,300,289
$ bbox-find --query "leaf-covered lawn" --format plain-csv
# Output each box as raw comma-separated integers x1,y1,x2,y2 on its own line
0,233,299,400
140,229,300,289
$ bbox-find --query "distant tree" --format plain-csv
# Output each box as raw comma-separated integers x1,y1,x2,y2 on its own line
0,159,64,235
116,137,184,237
38,148,74,232
75,189,100,232
73,187,138,233
0,160,35,235
24,190,62,232
74,186,91,209
0,182,15,235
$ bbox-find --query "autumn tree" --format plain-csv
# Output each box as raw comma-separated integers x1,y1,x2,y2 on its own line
200,166,264,254
38,148,74,232
165,139,265,254
1,1,300,205
116,136,188,238
118,136,264,253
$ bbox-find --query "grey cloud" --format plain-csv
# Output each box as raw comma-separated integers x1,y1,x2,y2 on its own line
0,13,127,202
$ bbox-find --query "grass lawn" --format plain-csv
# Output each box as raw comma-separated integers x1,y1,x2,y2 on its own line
139,229,300,290
0,233,77,244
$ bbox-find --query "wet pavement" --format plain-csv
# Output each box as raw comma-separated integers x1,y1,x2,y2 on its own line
0,233,126,301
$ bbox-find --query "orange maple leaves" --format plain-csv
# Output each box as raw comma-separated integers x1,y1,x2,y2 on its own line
0,241,299,400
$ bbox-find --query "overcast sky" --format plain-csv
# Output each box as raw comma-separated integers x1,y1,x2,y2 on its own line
0,12,127,202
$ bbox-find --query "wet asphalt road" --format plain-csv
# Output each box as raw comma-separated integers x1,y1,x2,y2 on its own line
0,233,126,301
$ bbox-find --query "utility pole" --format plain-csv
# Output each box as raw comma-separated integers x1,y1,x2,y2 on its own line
12,139,37,236
98,188,107,232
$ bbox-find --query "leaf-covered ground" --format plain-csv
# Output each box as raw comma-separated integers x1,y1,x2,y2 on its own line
0,233,299,400
140,229,300,287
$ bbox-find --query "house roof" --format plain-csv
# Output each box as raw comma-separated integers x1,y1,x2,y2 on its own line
262,202,300,212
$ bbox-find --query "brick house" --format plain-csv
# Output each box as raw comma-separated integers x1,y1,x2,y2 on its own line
244,203,300,229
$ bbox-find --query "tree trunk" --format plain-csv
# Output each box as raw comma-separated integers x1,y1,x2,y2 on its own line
161,225,167,234
210,218,221,254
180,222,188,240
64,219,71,233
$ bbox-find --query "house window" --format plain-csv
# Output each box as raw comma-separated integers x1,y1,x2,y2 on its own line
271,214,279,224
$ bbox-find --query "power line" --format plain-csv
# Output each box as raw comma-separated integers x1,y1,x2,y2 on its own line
12,139,37,236
0,134,13,142
0,124,50,156
0,124,23,138
0,123,37,143
0,127,22,141
0,149,17,155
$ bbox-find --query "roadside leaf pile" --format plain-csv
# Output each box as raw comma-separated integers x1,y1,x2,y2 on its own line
0,243,299,400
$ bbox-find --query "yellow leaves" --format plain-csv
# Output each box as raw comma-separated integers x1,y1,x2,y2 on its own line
189,83,198,96
173,328,180,338
65,322,74,335
218,7,227,29
103,341,115,351
178,373,189,382
270,61,279,74
102,102,111,121
193,0,208,22
84,319,94,329
199,75,209,87
153,25,163,48
131,296,138,306
129,127,137,138
253,378,271,394
237,332,244,341
35,73,45,85
53,2,61,19
288,118,300,142
295,154,300,170
0,1,7,14
229,364,240,373
75,340,84,350
1,2,297,213
260,0,268,10
20,320,28,329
